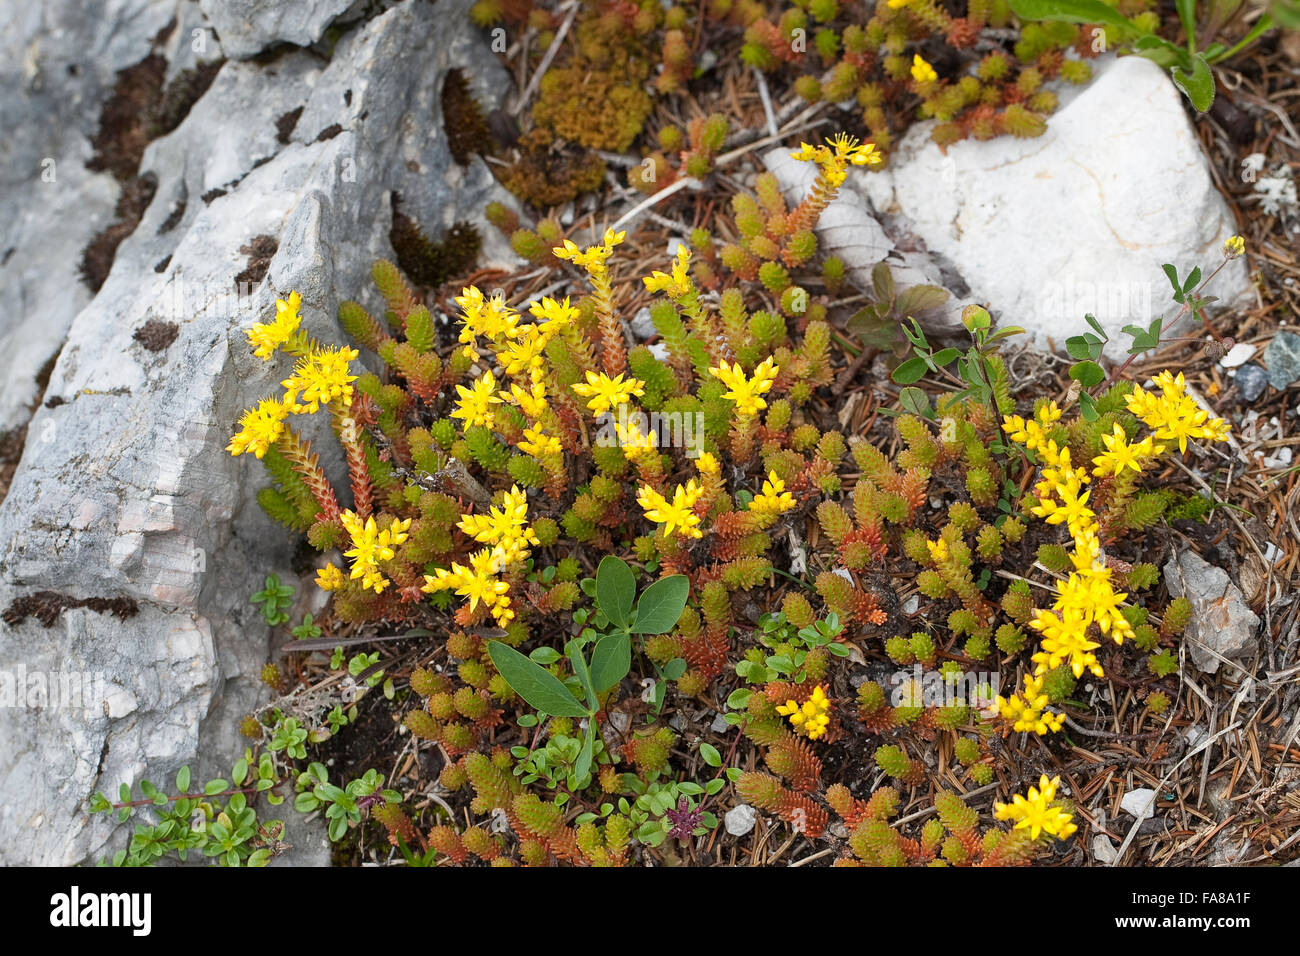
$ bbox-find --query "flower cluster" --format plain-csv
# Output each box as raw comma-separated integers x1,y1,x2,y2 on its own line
340,511,412,594
994,775,1077,841
997,375,1230,733
709,358,779,418
637,480,704,540
423,486,540,627
790,133,884,186
776,685,832,740
1126,371,1232,455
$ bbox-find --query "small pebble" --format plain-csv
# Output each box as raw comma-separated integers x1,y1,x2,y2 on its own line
710,712,730,734
1263,330,1300,389
1120,788,1158,822
1217,342,1256,368
725,804,758,836
1235,363,1268,402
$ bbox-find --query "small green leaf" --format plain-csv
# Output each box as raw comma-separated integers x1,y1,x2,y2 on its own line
595,555,635,628
1006,0,1138,32
897,386,933,419
892,356,929,385
487,642,588,717
1171,53,1215,112
661,657,687,680
930,348,961,368
528,646,561,666
175,766,191,793
1068,360,1105,388
631,575,690,634
590,631,631,693
1065,335,1093,360
700,743,722,767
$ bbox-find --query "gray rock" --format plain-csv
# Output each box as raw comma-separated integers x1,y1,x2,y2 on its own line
1263,330,1300,390
0,0,518,865
1162,550,1261,675
1235,362,1268,402
199,0,355,59
0,0,180,432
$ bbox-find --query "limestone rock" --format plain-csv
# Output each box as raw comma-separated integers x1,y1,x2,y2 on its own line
1162,550,1261,675
0,0,516,865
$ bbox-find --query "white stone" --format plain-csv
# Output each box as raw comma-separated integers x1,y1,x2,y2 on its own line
1091,834,1119,864
1218,342,1257,368
859,55,1250,358
710,712,730,733
725,803,758,836
1120,787,1158,822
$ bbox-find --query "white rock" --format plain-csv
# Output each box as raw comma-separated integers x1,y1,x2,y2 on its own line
710,712,730,733
1218,342,1257,368
725,803,758,837
859,55,1250,358
901,593,920,616
1091,834,1119,864
1120,787,1158,822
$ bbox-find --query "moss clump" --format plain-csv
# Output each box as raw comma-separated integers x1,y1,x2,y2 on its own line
388,196,481,288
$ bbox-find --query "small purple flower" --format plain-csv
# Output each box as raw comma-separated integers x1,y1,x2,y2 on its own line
664,796,704,842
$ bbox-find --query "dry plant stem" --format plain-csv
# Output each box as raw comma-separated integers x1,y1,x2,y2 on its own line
510,0,578,117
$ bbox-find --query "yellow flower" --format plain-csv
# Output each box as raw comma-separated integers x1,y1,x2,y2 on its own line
1223,235,1245,259
340,511,408,594
553,229,626,272
281,345,359,414
750,471,795,519
637,480,703,539
616,416,658,460
1030,607,1103,679
246,291,302,360
227,397,289,458
790,133,883,171
996,673,1064,735
886,0,911,6
455,287,520,358
315,563,344,591
518,424,560,459
422,547,515,625
571,371,645,416
1091,424,1151,478
696,452,720,475
1126,371,1231,454
457,486,539,566
927,537,950,565
994,775,1078,840
709,357,779,417
498,326,547,381
643,246,693,297
507,380,550,419
526,296,578,352
910,54,938,85
451,371,503,430
776,685,832,740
